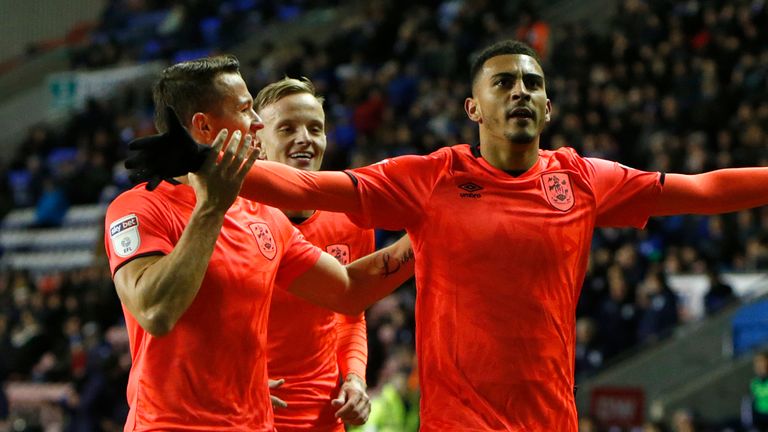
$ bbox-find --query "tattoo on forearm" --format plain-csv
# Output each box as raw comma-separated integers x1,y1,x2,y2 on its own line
379,248,414,278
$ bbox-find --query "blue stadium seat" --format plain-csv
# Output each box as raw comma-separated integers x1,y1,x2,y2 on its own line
200,17,222,47
732,300,768,356
173,49,213,64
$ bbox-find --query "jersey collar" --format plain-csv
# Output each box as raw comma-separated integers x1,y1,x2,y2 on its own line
469,142,543,179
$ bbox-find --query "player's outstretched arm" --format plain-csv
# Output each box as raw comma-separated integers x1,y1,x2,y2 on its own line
654,168,768,216
113,130,258,336
240,160,362,214
288,234,414,315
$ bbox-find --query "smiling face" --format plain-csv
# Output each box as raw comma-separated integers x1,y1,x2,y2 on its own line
257,92,327,171
465,54,551,147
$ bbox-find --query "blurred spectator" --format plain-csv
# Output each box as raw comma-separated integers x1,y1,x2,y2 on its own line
0,315,9,424
670,408,697,432
33,178,70,228
575,317,604,380
644,421,667,432
514,6,551,60
636,270,679,344
597,265,638,358
352,368,418,432
703,266,737,316
751,351,768,431
578,415,598,432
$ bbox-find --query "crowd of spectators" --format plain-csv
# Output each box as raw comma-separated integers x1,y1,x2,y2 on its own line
0,265,129,431
68,0,341,69
1,0,767,430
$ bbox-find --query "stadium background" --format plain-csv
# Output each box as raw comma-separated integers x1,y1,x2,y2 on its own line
0,0,767,430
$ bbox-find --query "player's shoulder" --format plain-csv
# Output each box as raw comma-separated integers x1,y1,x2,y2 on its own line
435,143,473,161
415,143,472,172
539,146,590,170
540,146,581,160
313,210,367,233
376,145,454,167
108,182,172,212
106,182,198,229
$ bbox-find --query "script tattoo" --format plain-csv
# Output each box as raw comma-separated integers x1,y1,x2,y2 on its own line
379,248,415,278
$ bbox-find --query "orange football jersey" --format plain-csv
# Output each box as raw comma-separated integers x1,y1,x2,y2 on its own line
343,144,661,431
105,182,321,431
268,211,374,432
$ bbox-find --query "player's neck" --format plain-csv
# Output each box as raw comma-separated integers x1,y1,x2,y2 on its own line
480,140,539,172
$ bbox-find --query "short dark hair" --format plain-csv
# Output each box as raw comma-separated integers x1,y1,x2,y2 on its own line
469,40,543,86
152,55,241,133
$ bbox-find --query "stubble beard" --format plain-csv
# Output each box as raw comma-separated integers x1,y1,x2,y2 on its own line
505,130,536,145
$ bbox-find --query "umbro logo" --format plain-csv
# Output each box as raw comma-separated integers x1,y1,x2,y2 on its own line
458,182,483,198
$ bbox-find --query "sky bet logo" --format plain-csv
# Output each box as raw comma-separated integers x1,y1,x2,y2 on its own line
458,182,483,198
110,216,138,236
109,214,141,258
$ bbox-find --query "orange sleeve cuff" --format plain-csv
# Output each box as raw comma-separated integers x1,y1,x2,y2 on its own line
336,313,368,381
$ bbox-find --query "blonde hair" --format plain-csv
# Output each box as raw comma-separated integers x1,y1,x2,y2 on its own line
253,77,324,112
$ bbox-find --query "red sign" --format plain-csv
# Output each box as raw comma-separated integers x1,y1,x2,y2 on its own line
590,386,645,428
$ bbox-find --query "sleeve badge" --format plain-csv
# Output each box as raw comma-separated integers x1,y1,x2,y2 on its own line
109,214,141,257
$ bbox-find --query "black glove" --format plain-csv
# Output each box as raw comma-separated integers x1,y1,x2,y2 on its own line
125,106,212,191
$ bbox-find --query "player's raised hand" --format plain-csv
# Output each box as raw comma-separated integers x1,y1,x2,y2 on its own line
332,374,370,425
125,106,212,190
188,128,259,211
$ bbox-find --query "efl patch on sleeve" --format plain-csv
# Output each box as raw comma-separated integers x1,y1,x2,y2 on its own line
109,214,141,258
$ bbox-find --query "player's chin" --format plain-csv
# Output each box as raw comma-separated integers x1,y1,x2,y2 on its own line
505,130,537,145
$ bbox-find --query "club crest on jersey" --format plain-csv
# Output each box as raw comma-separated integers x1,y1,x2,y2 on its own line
109,214,141,257
542,173,575,211
249,222,277,260
326,244,351,264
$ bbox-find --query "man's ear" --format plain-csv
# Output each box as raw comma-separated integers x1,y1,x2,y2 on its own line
464,97,482,124
190,112,211,142
545,99,552,123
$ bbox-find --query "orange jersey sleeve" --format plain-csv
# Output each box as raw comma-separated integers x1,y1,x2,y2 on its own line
274,225,324,290
657,168,768,215
105,185,177,275
585,157,663,228
345,150,450,230
335,228,374,380
242,160,361,213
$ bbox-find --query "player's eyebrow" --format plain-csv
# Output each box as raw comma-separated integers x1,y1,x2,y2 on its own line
491,71,544,84
237,95,253,108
